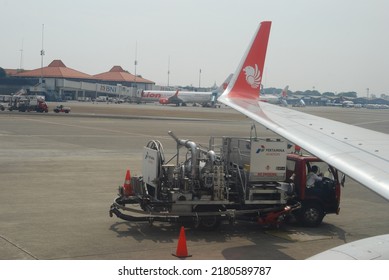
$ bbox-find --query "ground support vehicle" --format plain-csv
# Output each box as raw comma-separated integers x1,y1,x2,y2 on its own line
109,130,342,229
7,96,27,111
8,97,48,113
30,99,49,113
53,105,71,113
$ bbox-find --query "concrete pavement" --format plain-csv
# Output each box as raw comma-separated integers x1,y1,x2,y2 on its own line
1,103,388,259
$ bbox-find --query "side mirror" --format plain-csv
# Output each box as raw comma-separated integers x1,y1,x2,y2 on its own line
341,174,346,187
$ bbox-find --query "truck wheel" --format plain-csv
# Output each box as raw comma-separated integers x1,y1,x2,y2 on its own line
194,206,222,231
298,203,324,227
198,216,221,231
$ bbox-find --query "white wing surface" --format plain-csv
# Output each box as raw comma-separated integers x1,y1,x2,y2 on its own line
218,21,389,201
307,234,389,260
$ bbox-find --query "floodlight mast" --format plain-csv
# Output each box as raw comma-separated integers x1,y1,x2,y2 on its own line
167,56,170,87
134,41,138,83
40,24,45,89
19,39,24,71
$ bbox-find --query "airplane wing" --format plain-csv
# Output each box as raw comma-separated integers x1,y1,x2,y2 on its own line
218,21,389,201
307,234,389,259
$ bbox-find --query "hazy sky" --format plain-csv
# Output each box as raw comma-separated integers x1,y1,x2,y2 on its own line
1,0,388,96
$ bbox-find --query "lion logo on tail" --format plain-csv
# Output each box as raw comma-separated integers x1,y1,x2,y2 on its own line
243,64,261,88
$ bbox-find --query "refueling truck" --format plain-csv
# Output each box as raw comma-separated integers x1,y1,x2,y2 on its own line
109,130,342,229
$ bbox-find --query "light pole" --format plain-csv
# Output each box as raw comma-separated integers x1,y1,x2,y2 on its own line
134,42,137,82
167,56,170,87
199,69,201,88
19,39,24,71
40,24,45,90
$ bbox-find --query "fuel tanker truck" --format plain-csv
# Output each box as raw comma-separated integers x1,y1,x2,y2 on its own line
109,130,342,230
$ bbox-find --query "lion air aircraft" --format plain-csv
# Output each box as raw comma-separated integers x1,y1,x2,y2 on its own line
140,74,233,107
218,21,389,259
260,85,289,106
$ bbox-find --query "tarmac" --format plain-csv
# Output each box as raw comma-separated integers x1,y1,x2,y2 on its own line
1,102,388,260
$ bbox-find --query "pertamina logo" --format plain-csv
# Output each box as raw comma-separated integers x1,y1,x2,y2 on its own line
256,145,266,154
256,145,285,154
243,64,261,88
145,151,155,161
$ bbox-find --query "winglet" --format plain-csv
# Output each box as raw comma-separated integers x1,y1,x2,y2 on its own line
223,21,271,100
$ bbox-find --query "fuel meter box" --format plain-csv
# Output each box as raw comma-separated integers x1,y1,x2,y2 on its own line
248,138,287,182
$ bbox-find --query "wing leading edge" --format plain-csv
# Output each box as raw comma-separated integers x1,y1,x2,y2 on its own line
218,21,389,201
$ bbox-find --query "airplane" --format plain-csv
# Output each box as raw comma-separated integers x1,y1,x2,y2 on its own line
139,90,177,104
260,85,289,106
167,74,233,107
218,21,389,259
342,100,355,108
294,98,306,107
140,74,233,107
159,89,213,107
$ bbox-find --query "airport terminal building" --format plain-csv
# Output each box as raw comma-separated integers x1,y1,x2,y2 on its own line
1,60,155,102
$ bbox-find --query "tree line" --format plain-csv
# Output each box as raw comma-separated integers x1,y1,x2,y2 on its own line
263,87,358,98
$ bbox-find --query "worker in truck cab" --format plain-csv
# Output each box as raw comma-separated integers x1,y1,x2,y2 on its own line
306,165,323,188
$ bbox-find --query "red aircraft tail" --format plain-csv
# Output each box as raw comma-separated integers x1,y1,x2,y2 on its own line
226,21,271,99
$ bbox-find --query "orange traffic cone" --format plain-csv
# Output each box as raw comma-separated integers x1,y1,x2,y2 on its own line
172,226,192,258
123,169,134,196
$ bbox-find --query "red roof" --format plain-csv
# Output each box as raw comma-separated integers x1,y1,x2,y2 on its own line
5,69,22,76
12,60,94,80
93,66,154,84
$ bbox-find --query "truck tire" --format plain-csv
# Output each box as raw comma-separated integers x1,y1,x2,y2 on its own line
198,216,221,231
298,203,324,227
194,205,222,231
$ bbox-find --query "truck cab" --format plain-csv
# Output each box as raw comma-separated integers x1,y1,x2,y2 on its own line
286,153,341,226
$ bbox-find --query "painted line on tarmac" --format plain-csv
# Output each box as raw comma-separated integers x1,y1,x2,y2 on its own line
0,234,38,260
